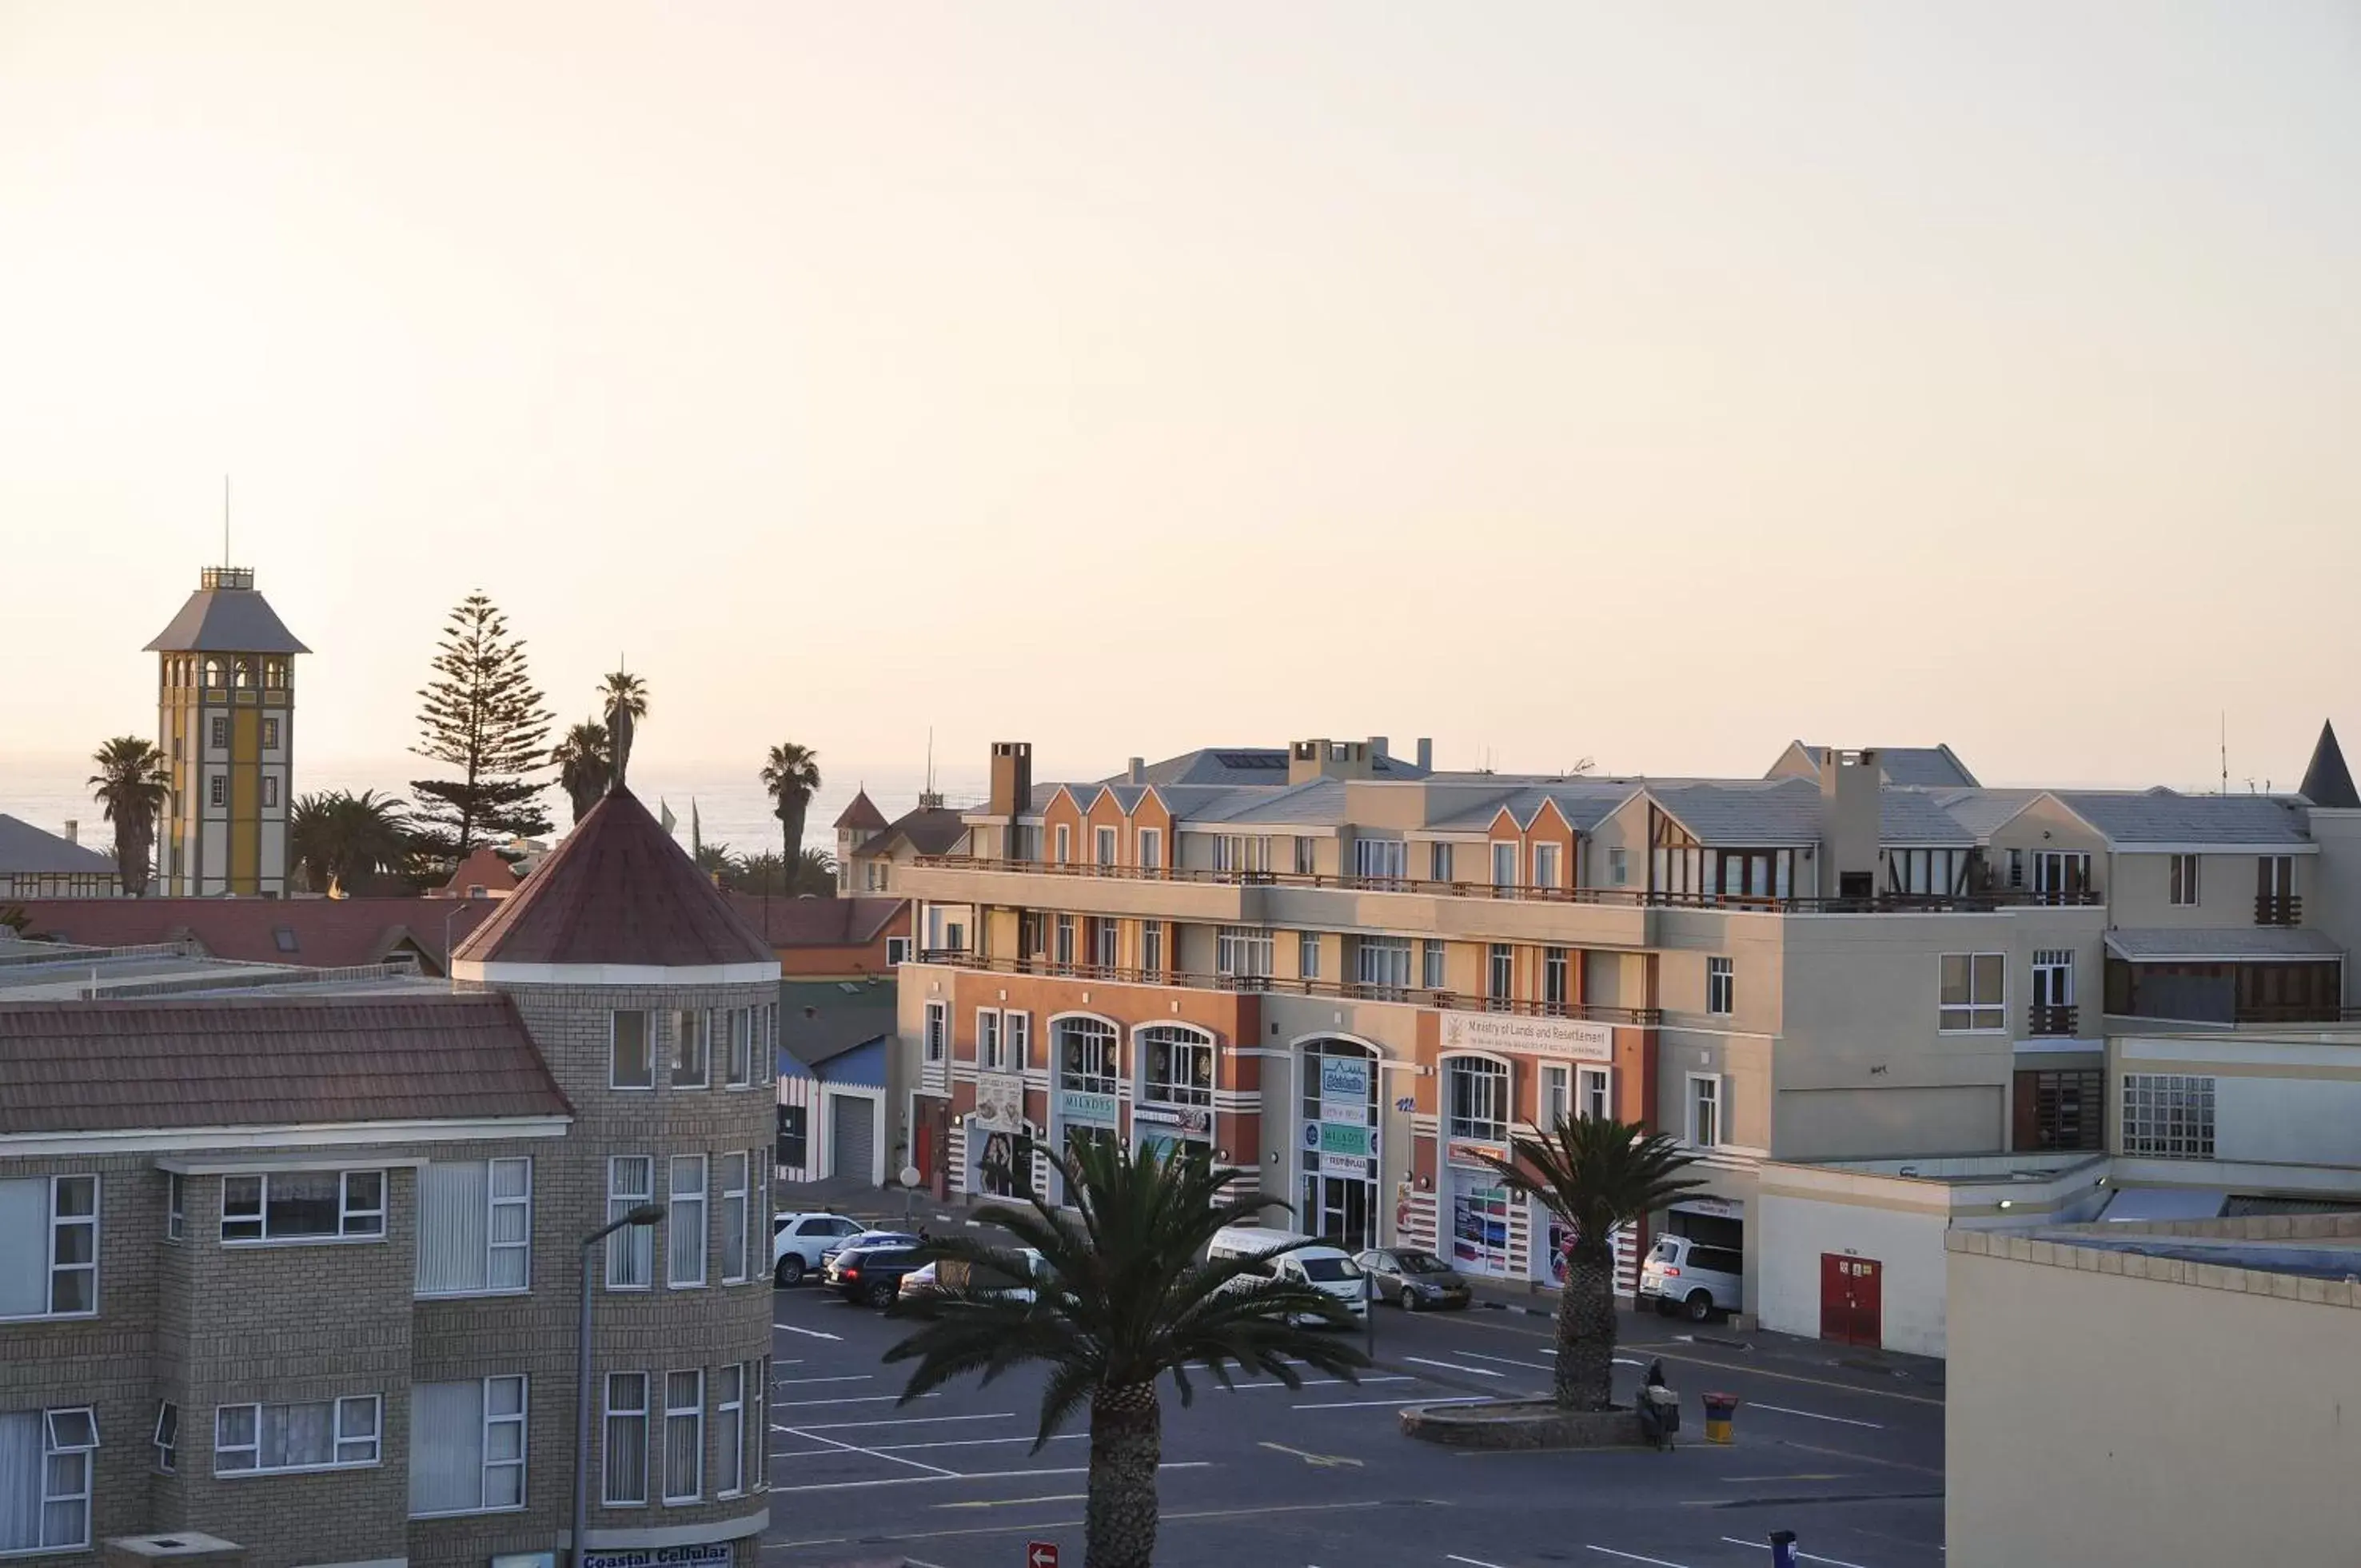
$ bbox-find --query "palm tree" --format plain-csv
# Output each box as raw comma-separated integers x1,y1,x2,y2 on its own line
599,672,648,785
289,790,413,896
1475,1118,1703,1410
792,846,836,896
759,742,822,877
87,736,169,896
885,1139,1367,1568
550,720,612,824
693,841,740,883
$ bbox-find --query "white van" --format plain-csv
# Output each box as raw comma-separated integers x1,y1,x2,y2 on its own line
1206,1225,1368,1325
1638,1234,1745,1322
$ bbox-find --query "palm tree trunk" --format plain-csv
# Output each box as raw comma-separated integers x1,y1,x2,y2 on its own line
1083,1381,1161,1568
782,798,808,870
1557,1243,1618,1410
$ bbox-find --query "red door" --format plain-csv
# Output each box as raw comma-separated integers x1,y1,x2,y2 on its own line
923,1098,952,1200
1819,1254,1883,1347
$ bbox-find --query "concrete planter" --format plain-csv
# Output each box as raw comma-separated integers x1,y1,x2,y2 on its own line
1399,1398,1649,1450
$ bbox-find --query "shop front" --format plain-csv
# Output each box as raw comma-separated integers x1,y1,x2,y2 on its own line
1298,1037,1381,1251
1135,1023,1217,1168
967,1070,1028,1199
1051,1013,1123,1203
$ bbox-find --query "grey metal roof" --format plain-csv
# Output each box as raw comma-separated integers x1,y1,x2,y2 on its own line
1645,780,1826,846
1113,745,1430,790
143,578,309,653
779,978,898,1071
0,814,118,876
1927,788,2044,841
1878,789,1977,846
1188,778,1347,826
2058,790,2311,847
1792,743,1978,788
2104,927,2344,962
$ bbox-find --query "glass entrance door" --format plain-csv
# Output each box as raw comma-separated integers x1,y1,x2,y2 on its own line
1302,1169,1374,1251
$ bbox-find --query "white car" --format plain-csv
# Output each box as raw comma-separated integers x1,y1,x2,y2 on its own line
1206,1225,1367,1325
772,1211,865,1286
897,1248,1052,1308
1638,1234,1745,1322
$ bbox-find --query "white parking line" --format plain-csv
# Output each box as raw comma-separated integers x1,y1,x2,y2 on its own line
1585,1546,1694,1567
1216,1376,1413,1391
777,1374,875,1386
772,1322,844,1341
1403,1356,1502,1377
768,1461,1211,1494
1749,1403,1884,1430
869,1433,1089,1453
1447,1556,1512,1568
1458,1351,1554,1373
1721,1535,1873,1568
1292,1396,1490,1410
781,1411,1015,1434
773,1422,956,1478
774,1392,941,1409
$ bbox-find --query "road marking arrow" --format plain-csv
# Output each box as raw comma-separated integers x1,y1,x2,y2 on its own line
1258,1440,1364,1469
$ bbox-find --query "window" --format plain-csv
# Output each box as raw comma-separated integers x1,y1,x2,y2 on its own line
221,1170,381,1244
1094,826,1118,867
1422,940,1446,991
1577,1065,1612,1122
1445,1057,1510,1143
1053,916,1075,972
2007,848,2024,888
1055,824,1071,864
725,1008,754,1088
1687,1075,1722,1148
209,716,229,749
979,1009,1004,1071
923,1001,947,1063
2016,1069,2104,1152
663,1371,704,1504
603,1373,649,1506
270,924,298,954
1214,835,1272,875
2169,853,2203,906
606,1158,655,1289
1939,953,2007,1031
1093,919,1118,970
1294,836,1318,877
1057,1016,1119,1097
410,1376,526,1516
2258,855,2297,923
1138,828,1163,870
2031,850,2092,900
1542,948,1569,1015
1608,847,1628,886
1298,932,1322,981
1706,956,1734,1016
1888,848,1964,896
166,1174,185,1244
261,716,280,748
214,1395,379,1474
1486,944,1514,1011
1005,1011,1031,1072
261,776,279,808
719,1152,750,1284
668,1156,708,1287
1139,1025,1214,1107
1354,838,1406,883
714,1364,745,1498
1490,842,1518,892
1430,842,1455,883
1011,824,1042,863
776,1104,808,1171
672,1011,708,1087
612,1011,653,1089
0,1407,95,1550
417,1158,532,1295
1140,921,1163,980
154,1402,177,1474
1540,1064,1569,1129
208,774,226,808
748,1356,768,1495
2123,1073,2215,1159
1533,843,1561,889
1357,937,1412,995
886,936,910,966
1215,927,1274,980
2031,948,2076,1027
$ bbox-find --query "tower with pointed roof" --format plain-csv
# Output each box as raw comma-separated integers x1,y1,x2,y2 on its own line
833,787,890,892
2301,720,2359,809
146,564,309,896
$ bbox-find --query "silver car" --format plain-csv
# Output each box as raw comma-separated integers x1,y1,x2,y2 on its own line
1354,1247,1473,1311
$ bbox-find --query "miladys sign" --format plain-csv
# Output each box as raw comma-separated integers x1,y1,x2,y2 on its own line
1439,1011,1613,1063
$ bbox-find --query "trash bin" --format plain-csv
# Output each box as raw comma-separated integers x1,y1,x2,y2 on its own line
1769,1529,1799,1568
1701,1391,1740,1443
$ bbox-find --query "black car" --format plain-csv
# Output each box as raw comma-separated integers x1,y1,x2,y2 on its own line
823,1243,927,1308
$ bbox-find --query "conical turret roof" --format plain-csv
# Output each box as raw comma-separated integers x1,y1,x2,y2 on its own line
453,788,777,975
833,789,890,833
2300,720,2359,809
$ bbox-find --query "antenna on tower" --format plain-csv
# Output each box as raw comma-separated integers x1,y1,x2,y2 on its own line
919,728,943,810
222,475,231,566
2220,712,2229,796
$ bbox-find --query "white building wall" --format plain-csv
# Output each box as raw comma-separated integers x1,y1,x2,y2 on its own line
1756,1190,1950,1356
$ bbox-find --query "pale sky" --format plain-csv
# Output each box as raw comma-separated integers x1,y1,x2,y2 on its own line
4,2,2357,794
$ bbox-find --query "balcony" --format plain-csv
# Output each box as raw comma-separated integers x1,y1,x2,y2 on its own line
910,949,1662,1026
2255,893,2303,928
2026,1003,2080,1038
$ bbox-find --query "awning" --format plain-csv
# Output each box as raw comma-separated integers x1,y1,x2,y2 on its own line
2100,1187,2228,1223
2104,928,2345,964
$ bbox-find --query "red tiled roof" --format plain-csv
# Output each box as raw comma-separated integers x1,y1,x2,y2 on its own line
454,788,776,970
6,898,493,972
0,994,571,1135
833,790,890,833
720,893,906,948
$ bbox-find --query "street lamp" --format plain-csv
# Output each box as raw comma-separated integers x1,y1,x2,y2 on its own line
574,1203,663,1568
442,902,471,991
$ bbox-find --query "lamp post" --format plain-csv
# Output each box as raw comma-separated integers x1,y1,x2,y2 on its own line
574,1203,663,1568
442,902,471,991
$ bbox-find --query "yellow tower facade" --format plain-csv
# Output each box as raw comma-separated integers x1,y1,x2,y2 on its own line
145,565,309,896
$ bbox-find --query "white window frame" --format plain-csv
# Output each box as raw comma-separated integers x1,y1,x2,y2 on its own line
1577,1065,1612,1123
0,1174,98,1320
1215,926,1274,980
672,1010,709,1089
1140,922,1163,978
1686,1074,1723,1149
1430,841,1455,883
153,1401,177,1474
1422,940,1446,991
668,1155,708,1289
886,936,910,966
1486,944,1514,1011
611,1011,654,1091
662,1369,704,1506
1055,824,1071,864
1705,956,1734,1017
604,1373,649,1507
1539,1063,1570,1129
2032,948,2076,1009
606,1157,655,1291
3,1406,96,1549
1490,840,1518,892
213,1395,380,1476
1542,947,1570,1011
1092,919,1118,970
724,1008,754,1088
1608,846,1629,886
208,773,226,808
713,1363,746,1499
1053,916,1075,971
1294,835,1318,877
408,1375,528,1518
1353,837,1407,883
1533,842,1561,889
1094,826,1118,867
1137,1024,1214,1109
219,1170,384,1246
1137,828,1163,870
1298,931,1322,981
978,1009,1004,1072
923,1001,947,1063
1356,936,1413,994
1938,952,2008,1033
2123,1073,2216,1159
1004,1010,1031,1072
1442,1054,1511,1143
719,1151,751,1285
1056,1016,1120,1099
166,1171,184,1243
2170,853,2201,907
416,1157,533,1297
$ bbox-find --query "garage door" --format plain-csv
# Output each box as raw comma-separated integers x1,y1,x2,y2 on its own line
831,1095,875,1183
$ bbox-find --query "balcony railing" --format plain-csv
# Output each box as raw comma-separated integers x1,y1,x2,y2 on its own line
2027,1002,2080,1037
911,855,2103,913
2255,893,2303,928
912,949,1663,1025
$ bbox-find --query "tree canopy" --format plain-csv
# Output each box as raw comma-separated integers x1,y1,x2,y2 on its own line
409,593,554,859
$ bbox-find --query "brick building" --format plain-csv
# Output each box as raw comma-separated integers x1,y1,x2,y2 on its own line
0,787,777,1568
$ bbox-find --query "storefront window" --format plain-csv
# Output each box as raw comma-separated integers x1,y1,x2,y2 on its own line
1057,1018,1118,1097
1298,1038,1380,1252
1450,1183,1513,1275
1139,1026,1214,1107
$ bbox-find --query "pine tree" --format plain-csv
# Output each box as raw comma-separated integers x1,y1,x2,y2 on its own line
409,592,556,859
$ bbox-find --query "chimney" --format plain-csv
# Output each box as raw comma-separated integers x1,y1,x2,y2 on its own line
1415,738,1433,771
1127,757,1145,784
989,741,1033,816
1817,748,1882,900
1368,736,1390,761
1290,738,1375,785
63,819,77,847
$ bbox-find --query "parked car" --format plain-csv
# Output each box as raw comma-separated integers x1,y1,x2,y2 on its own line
1354,1247,1472,1311
772,1211,866,1286
1206,1225,1366,1326
824,1243,929,1309
1639,1234,1745,1322
899,1247,1051,1310
822,1227,922,1268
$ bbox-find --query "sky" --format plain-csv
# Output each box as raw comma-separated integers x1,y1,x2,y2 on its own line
3,2,2359,800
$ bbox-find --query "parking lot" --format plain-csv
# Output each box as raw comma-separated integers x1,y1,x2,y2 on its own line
760,1267,1946,1568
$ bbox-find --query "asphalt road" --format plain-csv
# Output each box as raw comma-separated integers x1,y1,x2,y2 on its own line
760,1278,1944,1568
